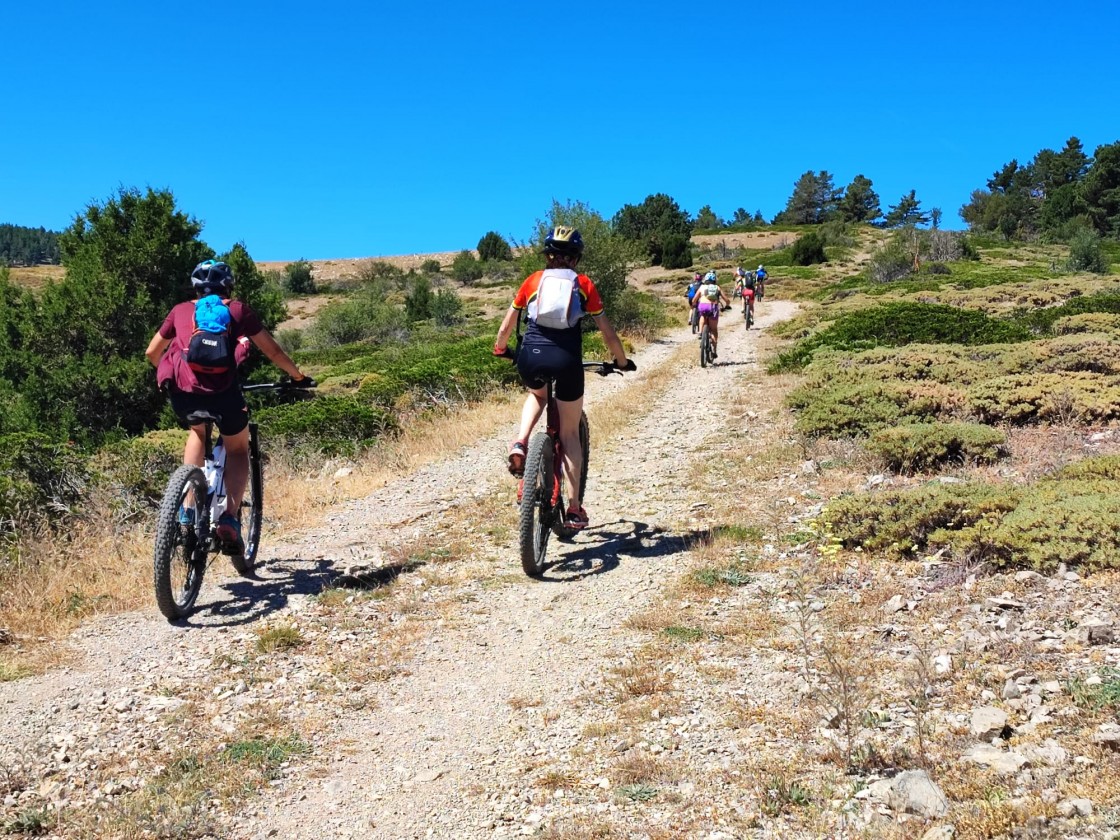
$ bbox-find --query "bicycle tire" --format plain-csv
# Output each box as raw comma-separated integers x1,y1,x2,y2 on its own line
153,465,209,620
700,324,710,368
555,413,591,542
691,308,699,334
519,433,553,577
231,427,264,575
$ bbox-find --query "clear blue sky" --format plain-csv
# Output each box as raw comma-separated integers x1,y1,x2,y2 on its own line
3,0,1118,261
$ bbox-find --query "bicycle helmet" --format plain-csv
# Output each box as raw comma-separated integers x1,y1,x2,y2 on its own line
191,259,235,293
758,265,765,271
542,226,584,257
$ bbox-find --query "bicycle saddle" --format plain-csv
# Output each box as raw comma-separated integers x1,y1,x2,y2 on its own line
184,410,222,427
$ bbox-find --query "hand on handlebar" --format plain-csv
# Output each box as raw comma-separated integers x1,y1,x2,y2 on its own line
493,345,516,361
286,375,317,389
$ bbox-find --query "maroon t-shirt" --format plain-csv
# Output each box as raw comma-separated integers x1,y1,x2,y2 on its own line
156,299,263,394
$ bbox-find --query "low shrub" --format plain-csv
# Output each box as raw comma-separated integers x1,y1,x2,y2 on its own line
275,327,303,354
772,302,1031,372
790,231,827,265
967,372,1120,425
1051,313,1120,335
824,483,1021,556
477,232,513,262
865,239,913,284
283,260,316,295
0,434,90,535
254,396,397,457
1067,228,1109,274
420,259,442,274
307,291,404,348
92,430,187,509
431,288,464,325
609,287,670,337
866,422,1007,474
1012,291,1120,334
451,250,483,284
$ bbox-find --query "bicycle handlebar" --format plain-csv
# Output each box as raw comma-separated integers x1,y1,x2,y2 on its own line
242,378,318,393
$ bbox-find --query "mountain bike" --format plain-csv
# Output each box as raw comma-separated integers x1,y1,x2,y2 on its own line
152,380,315,620
513,359,633,578
699,307,731,368
743,291,755,330
690,304,700,335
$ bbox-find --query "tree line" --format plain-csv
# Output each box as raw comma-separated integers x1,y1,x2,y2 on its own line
960,137,1120,240
0,223,61,265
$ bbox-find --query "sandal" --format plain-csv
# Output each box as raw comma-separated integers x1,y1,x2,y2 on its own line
564,506,589,531
508,440,527,476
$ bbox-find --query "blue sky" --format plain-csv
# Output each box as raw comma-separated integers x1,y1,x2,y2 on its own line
2,0,1118,261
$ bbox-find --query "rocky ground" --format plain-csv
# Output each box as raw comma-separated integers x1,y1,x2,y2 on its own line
2,298,1119,839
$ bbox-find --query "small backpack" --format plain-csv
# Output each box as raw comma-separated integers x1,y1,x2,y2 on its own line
532,269,582,329
184,295,235,374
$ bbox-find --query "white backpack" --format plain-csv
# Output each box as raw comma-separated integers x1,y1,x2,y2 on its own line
532,268,581,329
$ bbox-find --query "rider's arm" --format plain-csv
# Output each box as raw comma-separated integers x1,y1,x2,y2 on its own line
494,306,520,353
145,332,170,367
592,313,629,368
249,329,307,380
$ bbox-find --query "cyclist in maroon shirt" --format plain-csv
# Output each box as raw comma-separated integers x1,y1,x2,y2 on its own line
145,260,311,550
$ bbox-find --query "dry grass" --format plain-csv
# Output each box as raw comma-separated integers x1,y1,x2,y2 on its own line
607,657,675,700
7,264,65,289
254,624,304,653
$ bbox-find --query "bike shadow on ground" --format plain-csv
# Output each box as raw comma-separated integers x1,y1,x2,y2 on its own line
541,519,706,582
175,555,424,629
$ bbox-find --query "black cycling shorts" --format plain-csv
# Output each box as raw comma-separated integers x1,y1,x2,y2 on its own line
168,386,250,436
516,343,584,402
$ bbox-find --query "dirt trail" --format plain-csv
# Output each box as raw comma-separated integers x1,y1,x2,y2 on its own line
0,301,796,839
237,302,797,839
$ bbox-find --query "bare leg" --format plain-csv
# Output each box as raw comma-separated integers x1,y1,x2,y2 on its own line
518,388,547,443
555,397,585,509
221,427,251,514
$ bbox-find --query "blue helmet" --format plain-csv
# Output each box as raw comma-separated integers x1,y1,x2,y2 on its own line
191,259,234,293
543,226,584,257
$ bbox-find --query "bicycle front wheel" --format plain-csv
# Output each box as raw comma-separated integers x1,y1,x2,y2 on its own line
519,433,553,578
231,426,263,576
153,465,209,621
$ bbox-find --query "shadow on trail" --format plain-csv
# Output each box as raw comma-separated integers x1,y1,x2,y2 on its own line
178,556,337,629
541,519,706,581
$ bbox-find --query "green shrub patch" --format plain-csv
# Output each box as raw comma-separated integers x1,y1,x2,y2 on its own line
255,397,397,458
866,422,1007,474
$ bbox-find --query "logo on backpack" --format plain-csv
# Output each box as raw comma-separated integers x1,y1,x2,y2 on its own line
184,295,235,374
531,269,582,329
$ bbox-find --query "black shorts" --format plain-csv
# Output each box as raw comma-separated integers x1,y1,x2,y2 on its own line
168,386,249,436
516,343,584,402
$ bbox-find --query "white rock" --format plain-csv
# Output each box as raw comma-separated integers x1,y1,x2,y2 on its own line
970,706,1009,741
886,770,949,818
920,827,955,840
962,744,1029,775
1057,798,1093,817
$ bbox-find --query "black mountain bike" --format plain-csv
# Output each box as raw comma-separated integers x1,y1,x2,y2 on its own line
517,361,630,577
699,307,731,368
153,380,315,620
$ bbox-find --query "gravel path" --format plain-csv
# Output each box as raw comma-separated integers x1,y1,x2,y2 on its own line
0,302,797,839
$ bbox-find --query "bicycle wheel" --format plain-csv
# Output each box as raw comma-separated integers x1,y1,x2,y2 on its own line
700,324,710,368
230,432,263,575
519,433,554,577
153,465,209,620
745,306,752,330
691,308,699,334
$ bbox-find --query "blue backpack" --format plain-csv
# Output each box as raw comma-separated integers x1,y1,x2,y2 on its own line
184,295,235,374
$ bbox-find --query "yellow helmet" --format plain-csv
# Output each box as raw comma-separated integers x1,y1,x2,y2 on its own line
543,226,584,256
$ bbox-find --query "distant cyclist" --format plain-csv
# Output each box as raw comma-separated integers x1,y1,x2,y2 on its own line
739,269,757,322
492,226,632,530
685,272,703,324
695,272,731,359
755,265,768,301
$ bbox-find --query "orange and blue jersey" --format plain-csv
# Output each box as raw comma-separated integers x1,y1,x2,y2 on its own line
512,269,604,354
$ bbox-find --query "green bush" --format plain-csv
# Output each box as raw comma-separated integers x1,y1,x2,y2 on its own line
866,422,1007,474
431,288,464,326
254,396,397,457
420,259,442,274
790,231,827,265
790,381,911,438
477,232,513,262
275,328,303,354
825,482,1021,556
451,250,483,284
866,239,913,284
1012,291,1120,334
660,233,692,269
0,434,90,535
92,430,186,510
308,291,404,348
405,275,433,322
1067,228,1109,274
967,372,1120,425
608,287,670,336
772,302,1032,372
284,259,316,294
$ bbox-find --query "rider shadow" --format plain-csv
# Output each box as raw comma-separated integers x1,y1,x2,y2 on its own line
542,519,701,581
177,556,336,628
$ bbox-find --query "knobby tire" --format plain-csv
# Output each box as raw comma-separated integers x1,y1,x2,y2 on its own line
153,465,209,621
700,324,710,368
230,427,263,576
555,413,591,542
519,433,553,578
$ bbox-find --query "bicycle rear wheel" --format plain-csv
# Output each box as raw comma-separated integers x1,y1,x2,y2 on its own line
519,433,554,577
153,465,209,620
700,324,710,368
230,426,263,575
